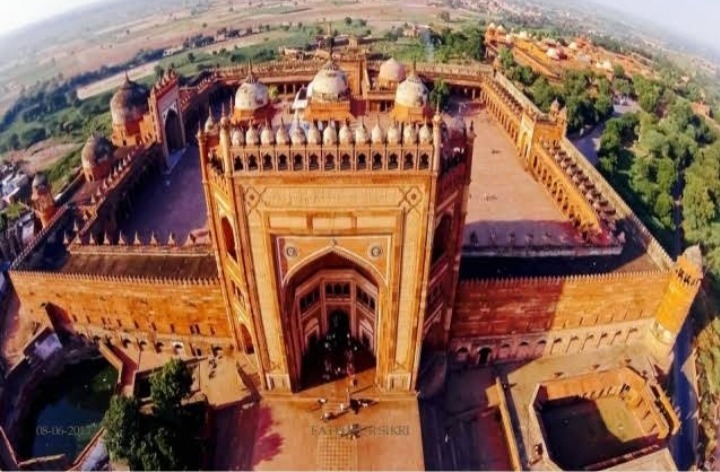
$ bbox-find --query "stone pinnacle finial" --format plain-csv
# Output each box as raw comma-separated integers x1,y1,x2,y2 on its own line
118,232,128,246
150,232,159,246
104,231,112,245
133,231,142,246
168,232,177,246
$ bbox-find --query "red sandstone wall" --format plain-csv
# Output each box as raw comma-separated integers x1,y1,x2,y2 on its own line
10,272,230,339
452,271,671,338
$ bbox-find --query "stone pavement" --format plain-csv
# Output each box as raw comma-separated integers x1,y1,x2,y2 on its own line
211,369,424,471
462,108,577,248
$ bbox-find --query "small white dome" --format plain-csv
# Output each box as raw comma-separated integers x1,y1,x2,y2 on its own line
235,73,270,111
419,122,432,144
231,127,244,146
379,58,406,84
309,61,349,103
276,124,290,146
386,121,400,145
395,72,429,109
245,124,260,145
371,122,384,144
338,121,353,145
260,123,274,145
323,122,338,146
291,125,306,145
403,123,417,145
355,121,369,144
307,122,321,145
204,113,217,133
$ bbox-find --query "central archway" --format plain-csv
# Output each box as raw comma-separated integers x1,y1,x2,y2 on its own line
283,251,380,390
164,109,184,154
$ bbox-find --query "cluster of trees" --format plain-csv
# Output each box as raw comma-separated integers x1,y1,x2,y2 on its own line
431,27,485,63
522,66,614,134
598,98,717,244
103,359,203,470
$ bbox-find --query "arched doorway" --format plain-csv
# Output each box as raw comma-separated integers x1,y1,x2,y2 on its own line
477,347,492,366
164,109,184,154
328,309,350,335
284,251,380,390
221,217,237,260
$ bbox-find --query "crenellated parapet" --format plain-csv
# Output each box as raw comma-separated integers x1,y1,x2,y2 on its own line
10,268,220,286
67,229,211,254
202,118,444,176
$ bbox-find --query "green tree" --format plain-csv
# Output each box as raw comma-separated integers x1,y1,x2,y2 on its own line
187,52,195,63
154,65,165,79
103,396,142,462
430,79,450,109
612,63,625,78
150,358,193,415
614,77,633,97
344,17,352,25
438,11,450,22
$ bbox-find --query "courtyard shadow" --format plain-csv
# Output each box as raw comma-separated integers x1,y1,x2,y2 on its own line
539,397,657,470
209,402,283,471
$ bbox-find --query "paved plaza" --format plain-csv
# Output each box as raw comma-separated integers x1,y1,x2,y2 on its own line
212,368,424,470
462,108,577,248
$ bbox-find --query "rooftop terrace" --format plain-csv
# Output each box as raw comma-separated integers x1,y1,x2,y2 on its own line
117,146,207,244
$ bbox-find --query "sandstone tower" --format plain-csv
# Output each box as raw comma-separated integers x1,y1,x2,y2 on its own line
30,173,56,229
646,245,703,367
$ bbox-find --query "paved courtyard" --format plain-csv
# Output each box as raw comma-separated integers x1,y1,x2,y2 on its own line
462,108,577,248
118,145,208,244
212,369,424,470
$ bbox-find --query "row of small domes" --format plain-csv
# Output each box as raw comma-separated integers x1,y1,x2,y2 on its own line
210,120,435,147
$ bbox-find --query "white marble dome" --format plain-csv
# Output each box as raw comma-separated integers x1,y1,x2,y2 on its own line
378,58,406,85
308,61,349,103
235,74,270,112
231,127,244,146
355,121,369,144
395,72,429,109
338,121,353,145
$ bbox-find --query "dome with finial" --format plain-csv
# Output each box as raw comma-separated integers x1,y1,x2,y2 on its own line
307,121,322,145
291,124,306,145
231,126,244,146
308,61,349,103
386,121,400,145
204,112,217,133
338,121,353,144
323,121,338,146
550,98,561,114
260,122,275,145
403,123,417,144
110,73,150,125
419,121,432,144
395,68,429,109
371,121,384,144
32,173,49,191
276,121,290,145
245,123,260,145
81,134,114,169
378,57,406,85
235,68,270,111
355,120,369,144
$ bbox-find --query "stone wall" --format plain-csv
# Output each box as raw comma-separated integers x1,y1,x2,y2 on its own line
9,271,231,345
452,271,670,337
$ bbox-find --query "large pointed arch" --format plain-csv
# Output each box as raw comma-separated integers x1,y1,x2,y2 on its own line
282,245,387,288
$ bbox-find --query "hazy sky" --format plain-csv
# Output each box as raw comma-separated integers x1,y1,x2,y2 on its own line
584,0,719,48
0,0,102,34
0,0,717,49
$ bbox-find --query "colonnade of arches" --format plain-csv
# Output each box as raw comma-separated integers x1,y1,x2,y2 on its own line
530,153,589,233
452,326,643,367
